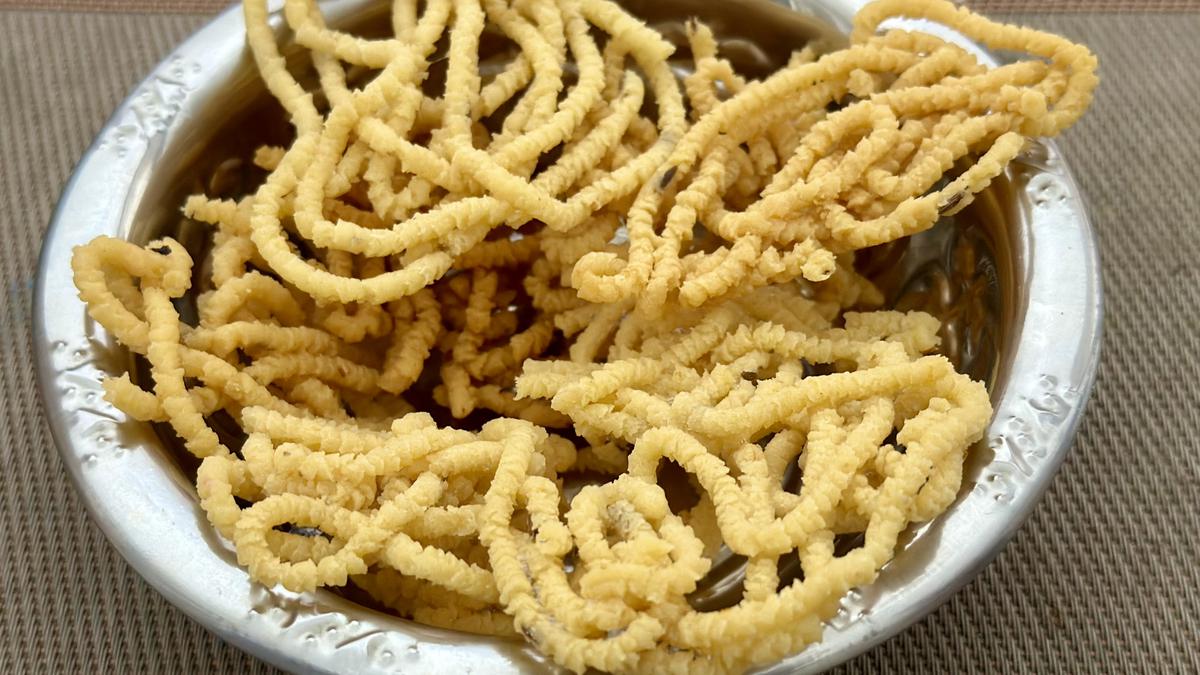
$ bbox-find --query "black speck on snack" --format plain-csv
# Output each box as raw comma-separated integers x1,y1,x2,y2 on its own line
150,244,172,255
659,165,678,189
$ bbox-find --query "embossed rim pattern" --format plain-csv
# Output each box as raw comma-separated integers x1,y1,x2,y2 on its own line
33,1,1103,673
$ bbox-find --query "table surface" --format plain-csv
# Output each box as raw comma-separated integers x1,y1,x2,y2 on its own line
1,1,1197,673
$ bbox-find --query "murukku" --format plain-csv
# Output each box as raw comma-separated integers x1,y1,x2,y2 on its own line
571,0,1097,316
69,0,1096,672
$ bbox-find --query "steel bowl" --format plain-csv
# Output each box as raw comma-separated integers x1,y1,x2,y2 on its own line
33,0,1102,672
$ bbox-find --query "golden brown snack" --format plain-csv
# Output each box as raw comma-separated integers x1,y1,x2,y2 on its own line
68,0,1096,672
571,0,1097,316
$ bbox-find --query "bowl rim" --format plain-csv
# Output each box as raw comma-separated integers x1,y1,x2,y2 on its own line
33,1,1103,673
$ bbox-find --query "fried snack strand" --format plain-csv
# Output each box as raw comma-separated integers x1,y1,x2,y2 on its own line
571,0,1097,316
67,0,1097,673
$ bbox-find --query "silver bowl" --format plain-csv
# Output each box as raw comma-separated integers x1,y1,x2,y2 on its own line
33,0,1102,672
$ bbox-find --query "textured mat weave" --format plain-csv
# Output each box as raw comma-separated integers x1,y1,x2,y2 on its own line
0,5,1197,675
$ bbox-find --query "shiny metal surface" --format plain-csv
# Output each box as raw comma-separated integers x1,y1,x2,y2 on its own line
33,0,1102,673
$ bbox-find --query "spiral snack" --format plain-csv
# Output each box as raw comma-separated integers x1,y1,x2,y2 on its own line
69,0,1095,672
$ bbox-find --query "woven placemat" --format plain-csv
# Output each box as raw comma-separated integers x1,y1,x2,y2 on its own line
1,5,1197,675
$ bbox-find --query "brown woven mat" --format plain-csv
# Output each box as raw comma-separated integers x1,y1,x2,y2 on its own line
1,4,1198,675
